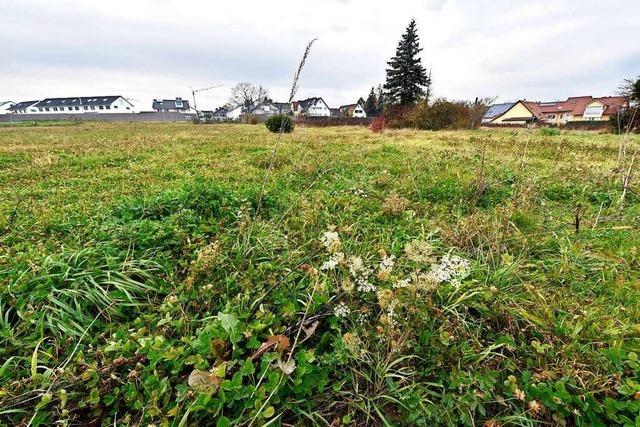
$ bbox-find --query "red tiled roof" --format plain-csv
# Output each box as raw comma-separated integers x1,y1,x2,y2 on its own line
522,101,544,119
537,96,628,116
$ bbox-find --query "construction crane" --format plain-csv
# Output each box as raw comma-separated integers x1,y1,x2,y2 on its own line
190,84,223,113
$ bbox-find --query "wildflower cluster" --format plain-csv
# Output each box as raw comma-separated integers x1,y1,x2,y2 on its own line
427,253,471,287
321,230,342,253
321,252,344,271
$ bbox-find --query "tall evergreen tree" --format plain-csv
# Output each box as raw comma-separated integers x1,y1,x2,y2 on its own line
376,84,385,115
384,19,430,106
364,87,377,116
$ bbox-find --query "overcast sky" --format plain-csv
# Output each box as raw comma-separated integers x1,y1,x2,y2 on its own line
1,0,639,110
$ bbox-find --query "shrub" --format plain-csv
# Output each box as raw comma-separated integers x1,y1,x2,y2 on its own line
539,127,561,136
370,116,385,133
265,114,294,133
610,107,639,134
409,98,475,130
385,97,491,130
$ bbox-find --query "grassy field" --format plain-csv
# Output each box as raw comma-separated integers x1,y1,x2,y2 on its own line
1,123,639,426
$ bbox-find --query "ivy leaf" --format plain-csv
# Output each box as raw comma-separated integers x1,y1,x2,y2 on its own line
277,358,296,375
217,312,239,334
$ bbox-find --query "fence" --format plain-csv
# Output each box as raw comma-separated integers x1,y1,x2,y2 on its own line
0,112,196,123
294,116,374,127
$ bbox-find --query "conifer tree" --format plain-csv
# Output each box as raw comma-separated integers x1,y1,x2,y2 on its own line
376,84,385,115
384,19,430,106
364,87,377,117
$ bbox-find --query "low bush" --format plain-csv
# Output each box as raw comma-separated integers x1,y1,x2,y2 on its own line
539,126,561,136
370,116,385,133
265,114,294,133
383,98,490,130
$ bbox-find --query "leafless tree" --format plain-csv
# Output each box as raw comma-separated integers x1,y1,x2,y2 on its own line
228,82,269,109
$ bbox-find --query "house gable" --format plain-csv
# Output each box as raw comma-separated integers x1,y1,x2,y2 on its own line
490,101,539,124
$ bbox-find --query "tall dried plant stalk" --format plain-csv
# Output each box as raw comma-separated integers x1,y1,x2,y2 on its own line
245,39,317,250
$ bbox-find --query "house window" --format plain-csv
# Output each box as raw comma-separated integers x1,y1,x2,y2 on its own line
68,107,73,111
53,107,58,111
99,105,104,110
45,108,50,111
106,105,110,110
114,105,118,109
583,105,604,119
75,106,80,110
90,106,95,110
84,106,88,110
39,108,43,112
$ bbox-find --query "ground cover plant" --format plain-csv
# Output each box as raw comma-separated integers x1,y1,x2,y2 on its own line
0,123,639,426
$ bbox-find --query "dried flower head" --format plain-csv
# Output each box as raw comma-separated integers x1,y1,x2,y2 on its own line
342,332,361,354
341,277,355,294
382,192,409,217
376,289,395,309
404,240,434,263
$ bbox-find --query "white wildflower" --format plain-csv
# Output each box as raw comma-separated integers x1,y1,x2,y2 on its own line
321,259,338,271
393,276,412,289
379,254,395,273
356,276,377,293
333,302,351,317
321,252,345,271
320,231,341,253
356,311,369,324
386,301,399,327
427,254,471,287
348,256,372,278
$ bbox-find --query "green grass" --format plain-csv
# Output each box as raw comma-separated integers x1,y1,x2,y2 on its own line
0,123,639,426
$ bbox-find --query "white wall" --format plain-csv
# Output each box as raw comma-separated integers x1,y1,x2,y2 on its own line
353,103,366,118
21,97,136,114
0,102,14,114
308,99,330,117
227,106,243,120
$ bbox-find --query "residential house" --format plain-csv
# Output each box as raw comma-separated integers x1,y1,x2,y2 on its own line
249,100,280,117
226,105,245,121
484,95,629,126
211,107,229,121
338,101,367,118
8,100,39,114
485,100,543,125
152,97,190,112
481,103,515,124
273,102,292,115
292,97,331,117
539,96,628,125
24,96,135,114
0,101,15,114
330,108,341,117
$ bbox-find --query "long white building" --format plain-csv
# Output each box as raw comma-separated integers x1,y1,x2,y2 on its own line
8,96,136,114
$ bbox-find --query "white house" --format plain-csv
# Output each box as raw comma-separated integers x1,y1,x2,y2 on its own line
292,97,331,117
226,105,244,120
8,101,39,114
152,97,191,112
9,96,137,114
338,101,367,118
250,101,281,117
0,101,15,114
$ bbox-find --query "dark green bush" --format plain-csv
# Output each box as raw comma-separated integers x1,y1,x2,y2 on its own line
265,114,294,133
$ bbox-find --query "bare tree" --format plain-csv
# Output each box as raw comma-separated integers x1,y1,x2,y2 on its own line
228,82,269,109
